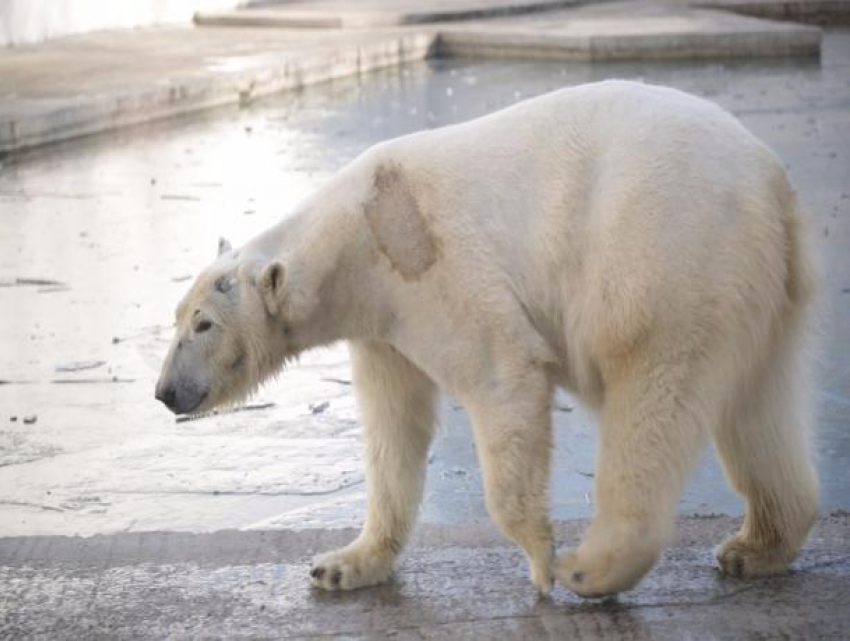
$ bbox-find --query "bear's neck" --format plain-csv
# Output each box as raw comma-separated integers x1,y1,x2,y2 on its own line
264,198,394,353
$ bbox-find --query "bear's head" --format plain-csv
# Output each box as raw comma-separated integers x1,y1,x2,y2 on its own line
155,237,294,416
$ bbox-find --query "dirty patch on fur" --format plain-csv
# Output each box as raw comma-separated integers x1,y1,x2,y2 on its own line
364,164,439,281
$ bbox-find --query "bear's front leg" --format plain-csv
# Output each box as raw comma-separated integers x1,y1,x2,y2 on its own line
465,368,556,596
310,341,436,591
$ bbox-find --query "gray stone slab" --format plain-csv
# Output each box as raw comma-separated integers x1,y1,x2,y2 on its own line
693,0,850,25
0,26,435,155
1,516,849,638
437,1,822,61
195,0,584,29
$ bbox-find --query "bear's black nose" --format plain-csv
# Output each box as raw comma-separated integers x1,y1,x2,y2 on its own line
156,385,177,411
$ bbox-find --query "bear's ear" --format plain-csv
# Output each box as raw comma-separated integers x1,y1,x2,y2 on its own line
218,237,233,257
259,261,286,315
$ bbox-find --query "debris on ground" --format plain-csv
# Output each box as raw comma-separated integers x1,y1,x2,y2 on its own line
171,275,192,282
309,401,330,415
160,194,201,201
233,402,275,414
0,277,67,288
55,360,106,373
555,403,574,413
175,402,276,423
176,414,207,424
22,415,37,425
49,378,135,385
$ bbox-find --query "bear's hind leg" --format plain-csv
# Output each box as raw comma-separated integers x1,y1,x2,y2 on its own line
465,368,556,596
556,353,711,598
310,341,437,591
713,340,818,578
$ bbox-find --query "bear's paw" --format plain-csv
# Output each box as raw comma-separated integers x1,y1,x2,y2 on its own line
310,544,394,591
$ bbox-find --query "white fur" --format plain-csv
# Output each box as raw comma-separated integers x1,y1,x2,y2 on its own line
162,80,819,597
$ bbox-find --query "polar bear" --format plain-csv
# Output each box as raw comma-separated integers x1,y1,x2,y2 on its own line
156,80,819,598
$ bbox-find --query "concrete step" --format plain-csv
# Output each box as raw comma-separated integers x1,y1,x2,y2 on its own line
437,2,822,61
195,0,585,29
693,0,850,25
0,27,434,155
2,516,848,638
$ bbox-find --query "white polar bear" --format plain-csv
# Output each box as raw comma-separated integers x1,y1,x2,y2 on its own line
156,80,819,598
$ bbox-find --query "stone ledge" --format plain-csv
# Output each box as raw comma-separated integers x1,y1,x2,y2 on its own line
437,2,821,61
694,0,850,25
195,0,585,29
437,20,821,61
0,31,435,155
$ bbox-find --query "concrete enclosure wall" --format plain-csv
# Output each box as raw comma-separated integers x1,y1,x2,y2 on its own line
0,0,250,47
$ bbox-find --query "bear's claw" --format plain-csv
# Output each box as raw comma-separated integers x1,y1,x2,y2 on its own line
715,534,793,578
310,544,394,591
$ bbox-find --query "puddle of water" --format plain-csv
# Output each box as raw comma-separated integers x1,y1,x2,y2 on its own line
1,32,848,535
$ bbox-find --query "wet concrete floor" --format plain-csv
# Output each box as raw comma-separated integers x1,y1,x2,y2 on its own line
1,31,849,536
3,516,850,638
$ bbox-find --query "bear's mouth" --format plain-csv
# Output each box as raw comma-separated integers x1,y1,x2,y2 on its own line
177,389,209,416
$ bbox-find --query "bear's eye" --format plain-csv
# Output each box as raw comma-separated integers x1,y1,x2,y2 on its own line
195,319,213,334
214,276,232,294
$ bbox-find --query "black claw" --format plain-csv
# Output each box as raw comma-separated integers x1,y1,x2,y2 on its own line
572,571,584,583
311,566,325,579
733,555,745,577
332,570,342,587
